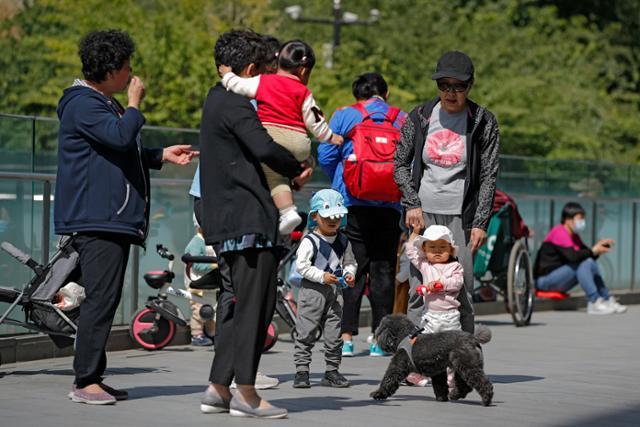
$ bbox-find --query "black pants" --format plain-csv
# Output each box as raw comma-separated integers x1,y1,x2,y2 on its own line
342,206,401,335
72,233,131,388
209,248,278,385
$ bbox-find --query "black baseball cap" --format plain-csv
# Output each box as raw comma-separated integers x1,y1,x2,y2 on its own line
431,51,474,81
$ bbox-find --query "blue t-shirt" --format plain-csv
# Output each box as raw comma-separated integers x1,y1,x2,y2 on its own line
318,97,406,209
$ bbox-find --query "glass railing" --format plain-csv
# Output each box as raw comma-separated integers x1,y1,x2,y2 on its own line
0,113,638,335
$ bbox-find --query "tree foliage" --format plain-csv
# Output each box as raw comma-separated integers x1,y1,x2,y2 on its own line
0,0,639,161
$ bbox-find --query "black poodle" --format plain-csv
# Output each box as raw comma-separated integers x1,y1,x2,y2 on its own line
369,314,494,406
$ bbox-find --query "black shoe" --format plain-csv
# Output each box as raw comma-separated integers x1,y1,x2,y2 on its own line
293,371,310,388
321,370,350,388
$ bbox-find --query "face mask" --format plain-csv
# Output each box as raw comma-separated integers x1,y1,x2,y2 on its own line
0,220,8,233
573,219,586,233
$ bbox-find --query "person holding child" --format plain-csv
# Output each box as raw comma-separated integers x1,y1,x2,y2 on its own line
292,189,357,389
219,39,343,235
198,29,311,419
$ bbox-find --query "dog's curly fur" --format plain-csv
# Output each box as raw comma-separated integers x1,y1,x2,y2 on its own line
369,314,494,406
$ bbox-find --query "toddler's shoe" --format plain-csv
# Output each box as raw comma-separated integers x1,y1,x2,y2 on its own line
406,372,430,387
369,342,385,357
292,371,311,388
341,341,354,357
587,297,615,315
320,370,350,388
607,296,627,314
191,334,214,346
279,209,302,235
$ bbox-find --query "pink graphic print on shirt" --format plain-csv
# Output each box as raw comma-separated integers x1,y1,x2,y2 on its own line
426,129,464,168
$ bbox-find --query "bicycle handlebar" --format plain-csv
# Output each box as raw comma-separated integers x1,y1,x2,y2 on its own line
181,254,217,264
156,244,174,261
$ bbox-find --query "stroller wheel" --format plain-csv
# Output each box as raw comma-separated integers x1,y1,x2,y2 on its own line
129,307,176,350
263,321,279,353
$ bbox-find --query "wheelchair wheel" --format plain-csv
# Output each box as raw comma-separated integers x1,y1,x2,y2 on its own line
507,240,534,326
129,307,176,350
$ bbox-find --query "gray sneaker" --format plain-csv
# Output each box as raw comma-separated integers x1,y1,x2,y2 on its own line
200,387,230,414
230,372,279,390
229,397,288,419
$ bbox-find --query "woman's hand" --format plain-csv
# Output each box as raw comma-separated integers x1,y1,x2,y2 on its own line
405,207,424,232
470,228,487,254
292,163,313,191
162,145,198,165
127,76,145,109
592,239,614,256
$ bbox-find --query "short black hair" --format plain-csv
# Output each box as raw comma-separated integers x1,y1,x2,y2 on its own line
352,72,388,100
278,39,316,72
259,34,281,73
79,29,134,83
214,29,265,74
561,202,586,223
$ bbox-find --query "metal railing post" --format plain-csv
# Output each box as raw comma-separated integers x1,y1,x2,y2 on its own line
548,198,555,230
41,180,51,264
631,202,637,290
591,200,597,246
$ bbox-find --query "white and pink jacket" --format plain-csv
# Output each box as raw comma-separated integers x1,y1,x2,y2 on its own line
405,237,464,312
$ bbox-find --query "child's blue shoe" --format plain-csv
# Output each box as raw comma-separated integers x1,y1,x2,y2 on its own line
369,342,385,357
191,334,214,347
342,341,354,357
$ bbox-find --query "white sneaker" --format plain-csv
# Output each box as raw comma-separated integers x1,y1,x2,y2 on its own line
587,297,616,315
606,296,627,314
279,209,302,235
230,372,279,390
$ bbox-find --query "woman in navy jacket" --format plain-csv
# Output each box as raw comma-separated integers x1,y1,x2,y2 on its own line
55,30,195,405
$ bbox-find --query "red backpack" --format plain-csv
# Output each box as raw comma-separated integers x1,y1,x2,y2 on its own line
342,103,403,202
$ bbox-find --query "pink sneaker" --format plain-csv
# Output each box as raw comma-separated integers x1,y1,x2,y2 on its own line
406,372,430,387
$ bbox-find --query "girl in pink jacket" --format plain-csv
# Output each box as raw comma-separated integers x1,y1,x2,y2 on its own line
406,225,464,333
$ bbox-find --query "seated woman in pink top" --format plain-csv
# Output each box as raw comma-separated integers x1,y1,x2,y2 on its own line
534,202,626,315
219,40,343,235
406,225,464,333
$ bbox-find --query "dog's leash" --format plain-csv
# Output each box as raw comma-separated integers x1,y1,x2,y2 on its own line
398,325,423,371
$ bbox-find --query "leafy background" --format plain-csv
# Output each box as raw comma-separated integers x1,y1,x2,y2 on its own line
1,0,639,161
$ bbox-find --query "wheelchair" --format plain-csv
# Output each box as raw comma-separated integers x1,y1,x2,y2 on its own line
473,203,535,327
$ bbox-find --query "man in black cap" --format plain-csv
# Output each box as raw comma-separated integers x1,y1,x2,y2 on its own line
394,50,500,333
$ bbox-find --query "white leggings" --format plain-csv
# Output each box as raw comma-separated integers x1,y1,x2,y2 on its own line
421,309,461,334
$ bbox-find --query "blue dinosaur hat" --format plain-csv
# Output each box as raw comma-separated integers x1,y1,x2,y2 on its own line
308,189,348,228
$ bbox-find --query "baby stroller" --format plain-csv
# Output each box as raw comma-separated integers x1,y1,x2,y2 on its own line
473,189,535,326
0,236,81,360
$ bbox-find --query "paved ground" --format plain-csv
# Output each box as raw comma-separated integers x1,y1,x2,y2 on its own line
1,307,639,427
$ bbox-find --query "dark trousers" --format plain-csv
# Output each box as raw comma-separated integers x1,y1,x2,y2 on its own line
72,233,130,388
342,206,401,335
209,248,278,385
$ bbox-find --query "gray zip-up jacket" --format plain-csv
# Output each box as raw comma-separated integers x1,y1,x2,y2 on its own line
393,97,500,231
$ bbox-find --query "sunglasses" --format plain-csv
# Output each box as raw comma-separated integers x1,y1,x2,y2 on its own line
436,80,469,93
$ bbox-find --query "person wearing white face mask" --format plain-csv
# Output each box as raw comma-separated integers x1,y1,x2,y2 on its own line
534,202,626,315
